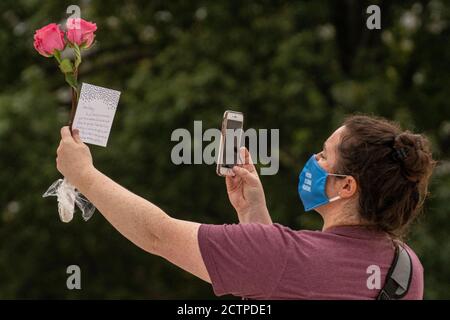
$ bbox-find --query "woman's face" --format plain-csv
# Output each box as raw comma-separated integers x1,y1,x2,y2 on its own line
313,125,359,218
315,125,345,173
313,125,353,213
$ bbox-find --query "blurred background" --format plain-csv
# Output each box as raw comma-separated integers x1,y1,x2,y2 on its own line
0,0,449,299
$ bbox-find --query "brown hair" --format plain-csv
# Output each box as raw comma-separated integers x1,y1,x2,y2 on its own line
336,115,436,238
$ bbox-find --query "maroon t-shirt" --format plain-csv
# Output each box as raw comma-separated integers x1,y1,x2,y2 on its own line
197,223,423,299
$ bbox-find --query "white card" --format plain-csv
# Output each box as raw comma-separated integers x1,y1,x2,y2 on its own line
72,83,121,147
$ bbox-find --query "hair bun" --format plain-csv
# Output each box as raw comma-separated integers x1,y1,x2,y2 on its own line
393,131,433,183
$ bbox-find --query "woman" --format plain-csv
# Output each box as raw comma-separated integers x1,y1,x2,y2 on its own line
56,114,435,299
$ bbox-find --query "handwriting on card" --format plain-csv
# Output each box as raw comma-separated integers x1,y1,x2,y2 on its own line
72,83,121,147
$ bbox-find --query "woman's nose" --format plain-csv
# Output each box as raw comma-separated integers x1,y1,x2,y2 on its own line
314,153,320,161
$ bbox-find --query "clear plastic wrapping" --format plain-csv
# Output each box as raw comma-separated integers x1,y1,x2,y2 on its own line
43,178,95,223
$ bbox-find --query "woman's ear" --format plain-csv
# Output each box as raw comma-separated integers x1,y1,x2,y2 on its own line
340,176,358,199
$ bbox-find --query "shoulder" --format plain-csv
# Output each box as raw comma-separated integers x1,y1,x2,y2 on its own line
199,222,327,245
199,222,297,245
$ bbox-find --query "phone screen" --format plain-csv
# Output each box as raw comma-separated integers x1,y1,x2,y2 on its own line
222,119,243,168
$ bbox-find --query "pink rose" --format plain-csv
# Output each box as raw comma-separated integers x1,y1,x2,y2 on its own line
66,18,97,48
33,23,66,57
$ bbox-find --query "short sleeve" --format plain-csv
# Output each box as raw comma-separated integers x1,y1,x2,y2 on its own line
198,223,292,299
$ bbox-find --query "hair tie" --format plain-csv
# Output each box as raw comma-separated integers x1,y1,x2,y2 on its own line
392,147,408,161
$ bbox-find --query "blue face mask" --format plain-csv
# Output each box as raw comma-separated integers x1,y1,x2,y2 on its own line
298,155,347,211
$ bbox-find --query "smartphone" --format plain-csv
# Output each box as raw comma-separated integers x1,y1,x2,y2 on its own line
216,110,244,176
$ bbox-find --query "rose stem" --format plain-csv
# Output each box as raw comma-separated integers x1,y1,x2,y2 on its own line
68,69,79,133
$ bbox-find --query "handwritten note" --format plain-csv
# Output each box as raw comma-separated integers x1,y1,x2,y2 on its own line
72,83,121,147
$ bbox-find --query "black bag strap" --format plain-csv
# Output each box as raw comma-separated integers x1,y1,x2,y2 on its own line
377,241,413,300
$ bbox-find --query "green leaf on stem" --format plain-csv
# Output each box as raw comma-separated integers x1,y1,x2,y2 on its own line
64,72,78,92
53,50,62,64
59,59,74,74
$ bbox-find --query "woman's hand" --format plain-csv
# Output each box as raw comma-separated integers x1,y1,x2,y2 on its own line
226,147,272,224
56,126,94,187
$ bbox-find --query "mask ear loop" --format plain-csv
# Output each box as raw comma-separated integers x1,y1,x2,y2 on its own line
328,195,341,202
327,174,348,202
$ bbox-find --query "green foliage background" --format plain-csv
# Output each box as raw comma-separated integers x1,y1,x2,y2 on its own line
0,0,448,299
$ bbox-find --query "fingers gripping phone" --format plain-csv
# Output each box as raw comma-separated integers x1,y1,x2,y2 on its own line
216,110,244,176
